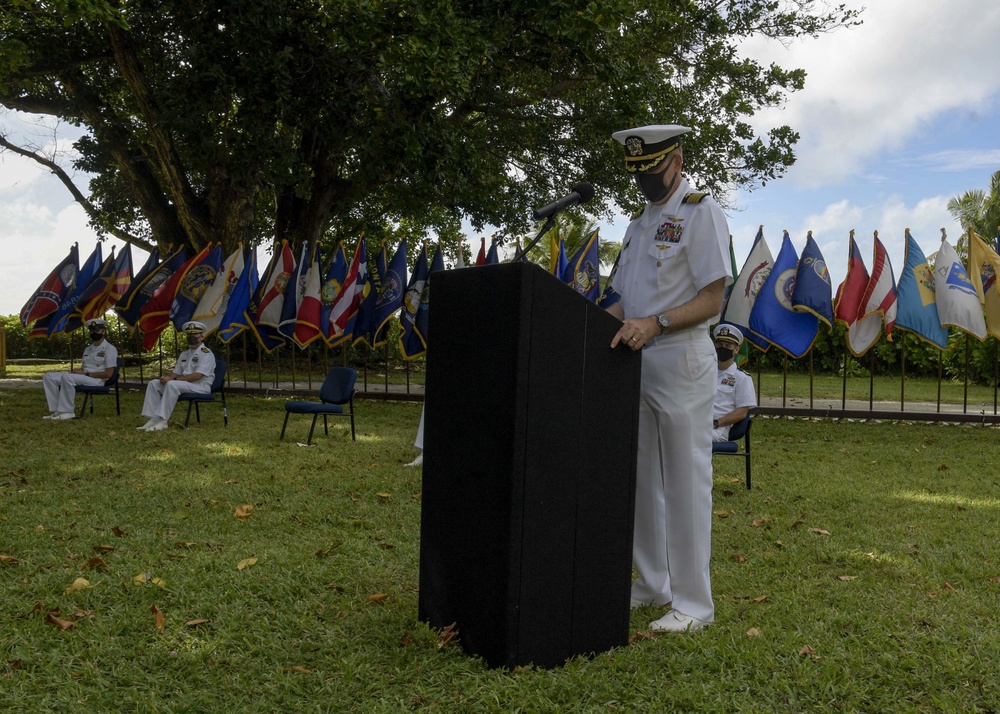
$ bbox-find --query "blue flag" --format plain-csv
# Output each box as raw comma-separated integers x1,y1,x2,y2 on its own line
115,246,187,328
414,245,445,350
895,230,949,349
748,231,820,358
562,229,602,302
217,248,259,343
115,246,159,319
61,248,117,334
400,244,429,359
21,243,79,327
170,245,223,330
353,243,384,348
373,239,408,347
47,243,104,336
485,239,500,265
791,231,834,329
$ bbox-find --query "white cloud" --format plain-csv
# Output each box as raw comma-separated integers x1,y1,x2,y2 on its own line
905,149,1000,173
741,0,1000,186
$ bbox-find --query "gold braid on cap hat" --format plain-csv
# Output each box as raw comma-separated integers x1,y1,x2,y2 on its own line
623,144,680,174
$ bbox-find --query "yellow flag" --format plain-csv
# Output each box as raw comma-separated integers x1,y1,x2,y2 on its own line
969,231,1000,340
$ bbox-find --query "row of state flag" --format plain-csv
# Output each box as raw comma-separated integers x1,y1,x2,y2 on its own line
18,231,619,359
720,225,1000,359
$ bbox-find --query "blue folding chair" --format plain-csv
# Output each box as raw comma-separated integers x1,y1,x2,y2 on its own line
280,367,357,445
712,410,753,489
178,359,228,427
76,357,122,418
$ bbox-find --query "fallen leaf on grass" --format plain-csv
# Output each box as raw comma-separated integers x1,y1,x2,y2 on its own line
81,557,108,570
111,526,127,537
751,518,770,527
325,583,345,592
721,488,734,496
808,528,831,536
237,557,258,571
175,541,197,548
234,504,254,519
714,510,731,519
938,464,949,471
150,604,165,635
437,622,459,650
799,645,820,660
774,540,784,547
729,553,747,563
133,572,166,587
0,554,21,565
65,578,90,595
746,627,763,637
943,582,957,591
838,575,858,581
283,665,312,674
378,543,395,550
751,595,769,603
45,613,75,630
94,545,116,552
185,619,212,627
728,477,742,484
376,492,392,502
732,594,749,600
990,576,1000,584
628,630,657,644
366,593,389,604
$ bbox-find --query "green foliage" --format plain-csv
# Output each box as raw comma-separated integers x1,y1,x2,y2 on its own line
947,170,1000,248
0,0,861,258
3,391,1000,711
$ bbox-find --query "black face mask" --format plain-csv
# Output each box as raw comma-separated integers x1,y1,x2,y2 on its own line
187,336,200,347
716,346,735,362
636,171,671,203
89,331,103,342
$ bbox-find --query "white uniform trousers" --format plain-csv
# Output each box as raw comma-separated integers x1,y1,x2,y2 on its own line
43,372,105,414
142,380,209,422
414,405,425,450
631,330,716,622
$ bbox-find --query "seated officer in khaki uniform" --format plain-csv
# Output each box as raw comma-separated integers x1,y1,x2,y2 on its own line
138,321,216,432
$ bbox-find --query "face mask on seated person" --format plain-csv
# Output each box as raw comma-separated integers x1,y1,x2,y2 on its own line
187,336,200,347
716,346,734,362
89,331,103,341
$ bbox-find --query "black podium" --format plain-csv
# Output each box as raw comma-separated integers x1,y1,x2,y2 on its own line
418,261,641,669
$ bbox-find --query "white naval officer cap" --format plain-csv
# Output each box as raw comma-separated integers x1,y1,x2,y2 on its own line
713,324,743,347
85,318,108,328
182,321,207,334
612,124,691,173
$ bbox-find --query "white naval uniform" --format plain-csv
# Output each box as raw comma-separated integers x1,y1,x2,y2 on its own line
712,364,756,442
141,345,217,422
614,177,731,622
43,339,119,415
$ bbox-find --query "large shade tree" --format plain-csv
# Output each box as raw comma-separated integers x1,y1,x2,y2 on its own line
0,0,860,258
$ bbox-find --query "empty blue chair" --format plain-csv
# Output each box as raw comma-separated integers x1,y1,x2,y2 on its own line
76,357,123,418
711,410,753,489
178,359,228,427
281,367,357,445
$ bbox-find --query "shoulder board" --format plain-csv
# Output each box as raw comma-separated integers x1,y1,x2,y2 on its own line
200,346,211,353
683,192,709,204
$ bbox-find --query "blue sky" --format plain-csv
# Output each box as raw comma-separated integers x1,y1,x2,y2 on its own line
3,0,1000,315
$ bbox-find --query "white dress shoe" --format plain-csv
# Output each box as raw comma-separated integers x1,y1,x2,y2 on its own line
52,412,76,420
137,418,158,431
650,610,709,633
146,420,169,432
404,453,423,467
42,413,58,419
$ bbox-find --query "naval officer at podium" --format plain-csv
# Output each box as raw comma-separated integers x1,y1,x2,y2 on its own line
606,124,732,632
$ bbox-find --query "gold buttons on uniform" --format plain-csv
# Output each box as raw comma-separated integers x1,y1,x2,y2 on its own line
657,261,662,267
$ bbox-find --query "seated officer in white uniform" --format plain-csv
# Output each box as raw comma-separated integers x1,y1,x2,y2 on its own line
711,325,756,442
42,318,119,420
138,321,216,432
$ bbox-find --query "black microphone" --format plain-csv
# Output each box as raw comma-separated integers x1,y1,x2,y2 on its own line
532,181,595,220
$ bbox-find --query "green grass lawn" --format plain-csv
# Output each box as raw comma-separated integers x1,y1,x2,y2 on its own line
2,385,1000,712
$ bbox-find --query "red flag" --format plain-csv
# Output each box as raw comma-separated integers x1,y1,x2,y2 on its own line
20,244,79,326
293,250,324,348
138,246,211,349
833,230,869,329
475,237,486,266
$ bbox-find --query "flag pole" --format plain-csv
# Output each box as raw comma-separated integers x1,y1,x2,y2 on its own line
900,334,907,412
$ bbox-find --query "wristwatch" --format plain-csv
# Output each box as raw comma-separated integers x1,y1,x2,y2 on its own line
655,314,671,335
